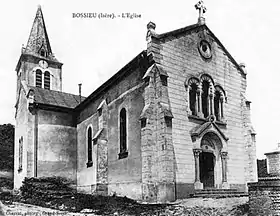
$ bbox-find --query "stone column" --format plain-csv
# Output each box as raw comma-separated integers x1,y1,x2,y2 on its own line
193,148,203,189
221,151,229,188
209,83,214,116
195,93,198,116
186,87,192,114
197,84,203,118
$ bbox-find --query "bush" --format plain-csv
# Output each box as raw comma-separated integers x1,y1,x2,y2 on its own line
0,124,14,171
0,177,13,190
20,176,75,201
18,176,169,214
249,195,274,216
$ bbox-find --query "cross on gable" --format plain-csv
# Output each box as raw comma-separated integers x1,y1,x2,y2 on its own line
195,0,207,18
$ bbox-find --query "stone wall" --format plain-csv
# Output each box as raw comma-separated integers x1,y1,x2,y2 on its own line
37,109,77,182
14,88,29,189
266,152,280,175
76,114,98,193
76,54,147,200
140,62,176,202
248,179,280,215
147,24,254,198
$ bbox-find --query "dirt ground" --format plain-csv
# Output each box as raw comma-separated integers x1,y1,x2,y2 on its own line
1,201,85,216
0,197,249,216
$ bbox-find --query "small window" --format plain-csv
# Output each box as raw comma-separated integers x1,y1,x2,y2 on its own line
98,108,102,117
44,71,50,90
141,118,147,128
35,69,42,88
144,77,150,87
18,137,23,172
119,108,128,159
165,116,172,128
87,127,93,167
160,75,168,86
251,134,256,143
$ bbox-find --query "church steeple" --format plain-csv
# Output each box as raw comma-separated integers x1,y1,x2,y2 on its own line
25,5,53,58
16,6,63,92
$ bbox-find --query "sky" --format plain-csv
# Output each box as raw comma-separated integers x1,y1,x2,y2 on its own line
0,0,279,159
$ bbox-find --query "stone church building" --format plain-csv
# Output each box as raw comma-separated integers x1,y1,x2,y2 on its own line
14,3,257,202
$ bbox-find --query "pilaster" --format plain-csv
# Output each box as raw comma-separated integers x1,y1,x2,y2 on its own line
221,151,229,189
95,100,108,195
141,61,175,202
193,148,203,189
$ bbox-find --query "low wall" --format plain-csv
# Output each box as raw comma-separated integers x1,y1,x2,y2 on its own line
248,177,280,215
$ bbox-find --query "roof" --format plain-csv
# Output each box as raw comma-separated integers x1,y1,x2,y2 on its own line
16,6,61,72
29,86,85,109
75,50,147,111
25,5,52,56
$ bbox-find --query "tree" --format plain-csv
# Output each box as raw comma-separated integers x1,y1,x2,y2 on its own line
0,124,14,171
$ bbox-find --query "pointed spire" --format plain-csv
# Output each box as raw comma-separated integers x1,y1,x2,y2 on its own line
25,5,53,57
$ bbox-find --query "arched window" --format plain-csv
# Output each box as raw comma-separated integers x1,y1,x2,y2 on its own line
44,71,50,90
202,80,210,118
189,83,198,115
214,90,221,120
35,69,42,88
120,108,127,156
214,86,225,121
18,137,23,172
87,127,93,167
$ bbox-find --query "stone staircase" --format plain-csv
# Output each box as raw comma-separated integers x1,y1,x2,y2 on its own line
192,189,248,198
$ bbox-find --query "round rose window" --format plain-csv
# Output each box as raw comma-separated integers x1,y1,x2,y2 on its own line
198,40,212,59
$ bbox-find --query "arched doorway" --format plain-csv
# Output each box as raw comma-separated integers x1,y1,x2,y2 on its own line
200,132,222,189
199,152,215,188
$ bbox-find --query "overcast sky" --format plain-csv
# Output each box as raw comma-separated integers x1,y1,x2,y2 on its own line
0,0,279,158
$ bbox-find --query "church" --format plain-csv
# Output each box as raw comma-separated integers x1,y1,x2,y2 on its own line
14,2,257,202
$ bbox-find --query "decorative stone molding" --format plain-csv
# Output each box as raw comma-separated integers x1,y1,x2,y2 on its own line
221,151,228,160
198,40,212,59
186,73,226,122
190,121,228,145
193,148,202,157
146,21,157,42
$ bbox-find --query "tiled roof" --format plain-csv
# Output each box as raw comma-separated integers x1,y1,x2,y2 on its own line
29,86,85,109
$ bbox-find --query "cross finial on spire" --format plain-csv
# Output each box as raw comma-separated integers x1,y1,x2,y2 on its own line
195,0,207,25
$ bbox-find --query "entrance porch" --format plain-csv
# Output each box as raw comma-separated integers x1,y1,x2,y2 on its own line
193,132,229,190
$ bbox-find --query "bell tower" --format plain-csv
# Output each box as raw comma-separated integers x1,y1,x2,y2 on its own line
15,5,63,94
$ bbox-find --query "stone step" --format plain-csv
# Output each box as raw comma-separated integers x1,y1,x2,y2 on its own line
192,193,248,198
192,189,248,198
195,188,238,192
195,190,242,195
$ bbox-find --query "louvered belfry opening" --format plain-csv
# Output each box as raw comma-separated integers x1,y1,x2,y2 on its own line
44,71,50,90
36,69,42,88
